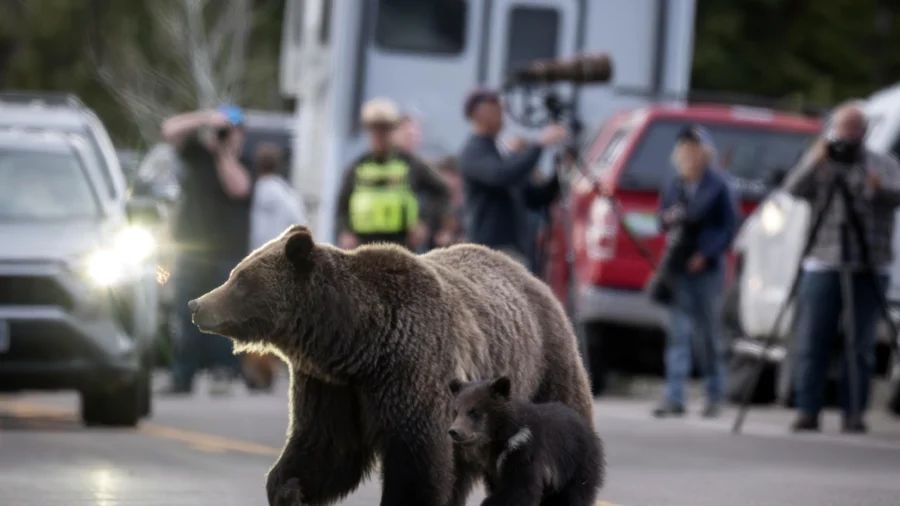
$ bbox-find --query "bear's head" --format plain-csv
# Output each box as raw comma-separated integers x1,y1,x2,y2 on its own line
188,225,345,360
447,376,512,446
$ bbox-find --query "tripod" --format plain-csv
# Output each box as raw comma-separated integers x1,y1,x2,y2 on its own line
732,166,900,434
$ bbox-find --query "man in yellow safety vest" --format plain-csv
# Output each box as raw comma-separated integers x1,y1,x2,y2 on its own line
336,98,450,250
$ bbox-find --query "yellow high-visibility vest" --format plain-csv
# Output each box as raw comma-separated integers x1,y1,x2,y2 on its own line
348,157,419,234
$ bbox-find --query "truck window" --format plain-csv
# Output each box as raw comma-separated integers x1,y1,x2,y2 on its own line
375,0,467,54
619,119,815,198
504,6,559,76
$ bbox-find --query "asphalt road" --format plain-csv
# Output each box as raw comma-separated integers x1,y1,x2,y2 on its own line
2,374,900,506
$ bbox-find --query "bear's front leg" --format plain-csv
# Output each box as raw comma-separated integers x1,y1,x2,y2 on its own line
266,375,375,505
379,427,454,506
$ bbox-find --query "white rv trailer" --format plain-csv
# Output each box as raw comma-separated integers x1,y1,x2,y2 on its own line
280,0,698,243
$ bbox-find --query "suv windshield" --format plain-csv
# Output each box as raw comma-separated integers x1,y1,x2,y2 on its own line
0,147,99,220
619,118,816,198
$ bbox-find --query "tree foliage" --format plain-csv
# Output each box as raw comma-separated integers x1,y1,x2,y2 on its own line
0,0,896,146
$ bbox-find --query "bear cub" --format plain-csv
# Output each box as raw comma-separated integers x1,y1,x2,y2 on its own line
448,376,604,506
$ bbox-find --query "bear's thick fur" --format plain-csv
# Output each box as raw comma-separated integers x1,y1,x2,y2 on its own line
189,226,594,506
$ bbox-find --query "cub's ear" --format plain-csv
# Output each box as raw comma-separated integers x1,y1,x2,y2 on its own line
490,376,511,400
285,224,311,236
448,379,464,397
284,229,314,269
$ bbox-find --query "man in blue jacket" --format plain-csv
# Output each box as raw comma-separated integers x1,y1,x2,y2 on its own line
653,125,739,418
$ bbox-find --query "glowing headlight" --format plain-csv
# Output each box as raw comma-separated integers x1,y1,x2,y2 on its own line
760,201,785,235
114,226,156,262
85,250,126,286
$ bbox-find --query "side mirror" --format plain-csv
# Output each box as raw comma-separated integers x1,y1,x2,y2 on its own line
766,167,788,188
126,197,165,225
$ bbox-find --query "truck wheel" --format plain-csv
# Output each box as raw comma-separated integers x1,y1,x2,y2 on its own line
81,379,141,428
138,356,153,418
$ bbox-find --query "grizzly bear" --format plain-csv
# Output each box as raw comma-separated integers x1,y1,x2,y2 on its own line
448,376,604,506
188,225,593,506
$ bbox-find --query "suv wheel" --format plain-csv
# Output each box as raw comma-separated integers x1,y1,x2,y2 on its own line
138,358,153,418
81,379,141,428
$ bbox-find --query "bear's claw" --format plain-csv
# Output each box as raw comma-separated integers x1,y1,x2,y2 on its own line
274,478,304,506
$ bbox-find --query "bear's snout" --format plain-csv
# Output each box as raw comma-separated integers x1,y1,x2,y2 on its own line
188,298,200,314
447,428,460,439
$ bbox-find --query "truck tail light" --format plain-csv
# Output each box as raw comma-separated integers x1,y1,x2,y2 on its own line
585,198,617,260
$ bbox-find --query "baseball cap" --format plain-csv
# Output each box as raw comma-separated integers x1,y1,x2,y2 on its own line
463,88,501,119
676,124,715,151
217,104,244,126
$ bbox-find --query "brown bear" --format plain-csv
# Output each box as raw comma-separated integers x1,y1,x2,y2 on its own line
188,225,594,506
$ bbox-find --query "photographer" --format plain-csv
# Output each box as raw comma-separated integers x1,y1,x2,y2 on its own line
782,102,900,433
457,88,567,267
652,126,738,419
157,105,252,396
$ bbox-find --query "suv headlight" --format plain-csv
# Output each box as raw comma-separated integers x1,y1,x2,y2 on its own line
760,200,785,236
79,226,157,287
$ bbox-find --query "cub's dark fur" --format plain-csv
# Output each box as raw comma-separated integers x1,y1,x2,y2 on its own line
448,377,604,506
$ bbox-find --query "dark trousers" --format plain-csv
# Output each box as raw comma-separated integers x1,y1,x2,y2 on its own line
794,270,888,418
170,252,242,390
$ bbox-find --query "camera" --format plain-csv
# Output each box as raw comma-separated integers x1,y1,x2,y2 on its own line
825,134,863,165
645,208,699,306
216,126,232,142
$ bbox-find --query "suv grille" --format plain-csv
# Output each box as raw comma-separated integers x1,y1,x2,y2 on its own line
0,276,74,310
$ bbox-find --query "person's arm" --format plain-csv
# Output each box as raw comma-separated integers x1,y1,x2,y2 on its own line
458,139,543,187
782,141,826,200
656,180,678,233
405,154,450,231
215,151,251,199
161,110,219,150
335,160,359,233
522,173,560,210
869,152,900,209
698,185,740,261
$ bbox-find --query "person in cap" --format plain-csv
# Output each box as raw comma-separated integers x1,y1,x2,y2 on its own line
158,105,253,396
653,124,738,419
456,87,568,267
336,97,450,250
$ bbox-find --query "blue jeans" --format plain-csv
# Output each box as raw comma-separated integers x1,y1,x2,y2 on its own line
794,270,887,418
664,265,727,407
170,253,242,390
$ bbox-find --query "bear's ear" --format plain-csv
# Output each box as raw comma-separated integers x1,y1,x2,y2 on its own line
284,229,314,269
489,376,511,400
285,224,311,236
448,379,464,397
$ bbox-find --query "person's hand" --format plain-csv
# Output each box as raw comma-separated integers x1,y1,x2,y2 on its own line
338,231,359,250
206,109,231,129
687,253,706,273
434,228,455,247
661,205,686,226
505,136,529,153
407,222,429,250
539,124,568,147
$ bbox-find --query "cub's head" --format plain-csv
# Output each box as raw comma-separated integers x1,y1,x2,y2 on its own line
188,225,339,356
447,376,512,446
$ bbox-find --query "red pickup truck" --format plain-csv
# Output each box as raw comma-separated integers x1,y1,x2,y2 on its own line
542,103,821,393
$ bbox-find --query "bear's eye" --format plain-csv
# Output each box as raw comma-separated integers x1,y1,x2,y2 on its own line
451,409,457,418
467,408,480,419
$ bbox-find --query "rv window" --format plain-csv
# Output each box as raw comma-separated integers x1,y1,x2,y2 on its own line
619,119,815,199
375,0,467,54
504,6,559,76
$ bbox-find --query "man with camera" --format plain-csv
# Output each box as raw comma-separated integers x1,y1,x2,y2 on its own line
782,102,900,433
652,125,739,419
457,88,567,267
158,105,252,396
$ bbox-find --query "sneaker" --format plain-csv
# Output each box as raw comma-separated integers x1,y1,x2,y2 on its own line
841,417,868,434
790,414,820,432
208,369,235,397
652,402,685,418
701,403,721,419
